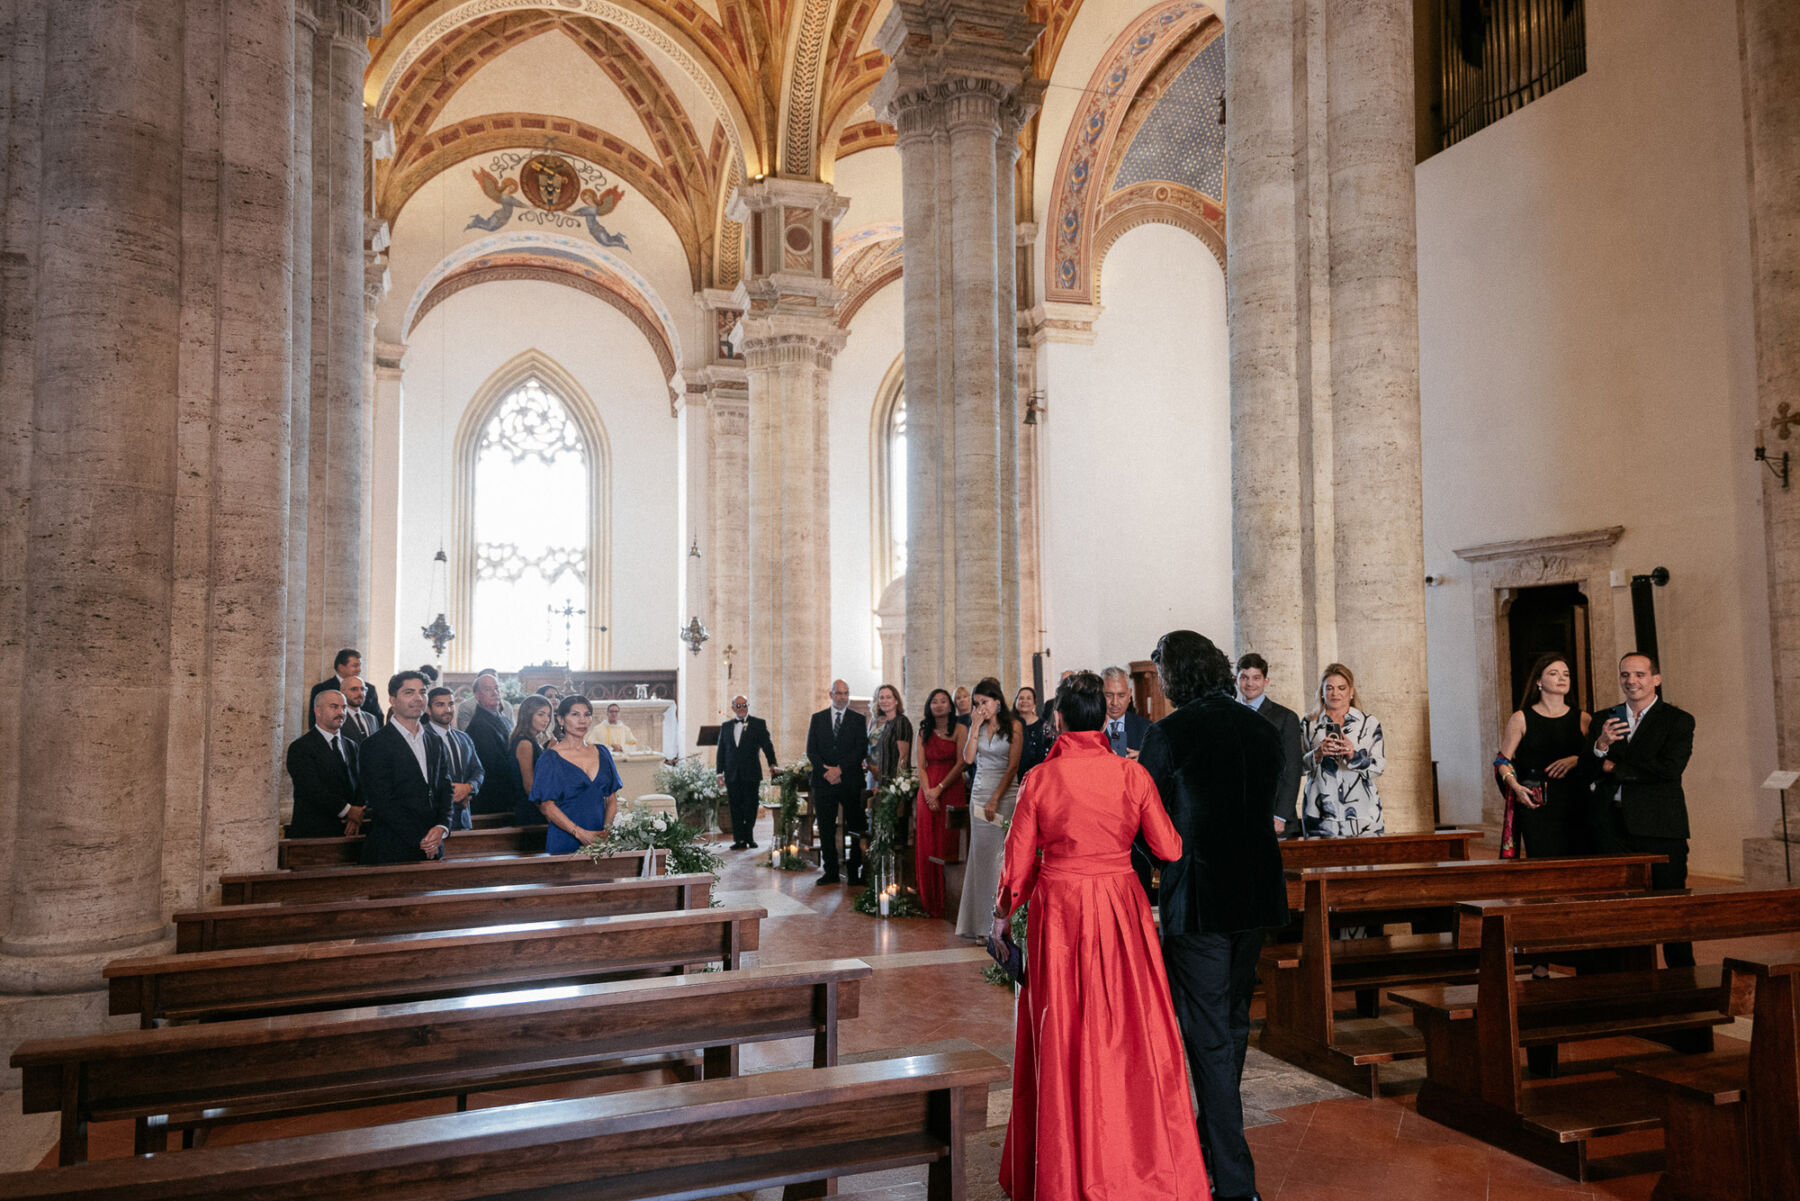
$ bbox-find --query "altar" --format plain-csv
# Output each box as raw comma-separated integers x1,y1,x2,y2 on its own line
583,698,678,802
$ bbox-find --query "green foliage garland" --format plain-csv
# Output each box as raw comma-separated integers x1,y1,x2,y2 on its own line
582,801,723,882
654,755,725,830
854,774,929,917
768,756,811,871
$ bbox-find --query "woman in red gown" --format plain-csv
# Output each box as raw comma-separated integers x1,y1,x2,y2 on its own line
994,671,1209,1200
915,688,968,918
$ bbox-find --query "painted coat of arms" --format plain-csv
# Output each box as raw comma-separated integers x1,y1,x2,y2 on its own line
469,150,628,249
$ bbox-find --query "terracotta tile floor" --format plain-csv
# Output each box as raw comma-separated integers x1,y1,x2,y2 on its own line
29,832,1800,1201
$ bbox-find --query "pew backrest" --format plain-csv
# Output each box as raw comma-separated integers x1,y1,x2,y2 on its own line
277,825,548,869
219,849,664,904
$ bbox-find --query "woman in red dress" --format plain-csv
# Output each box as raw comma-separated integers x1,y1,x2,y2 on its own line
993,671,1209,1200
915,688,968,918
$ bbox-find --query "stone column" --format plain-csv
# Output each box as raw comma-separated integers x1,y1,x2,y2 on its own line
874,0,1042,708
287,1,317,730
1014,223,1045,677
702,368,751,735
1324,0,1431,830
729,180,844,761
1738,0,1800,883
368,342,405,681
306,1,381,680
3,0,186,990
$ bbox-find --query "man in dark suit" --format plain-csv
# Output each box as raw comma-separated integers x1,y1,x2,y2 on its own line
359,671,453,864
805,679,868,885
716,693,778,850
339,676,379,743
463,677,515,817
428,686,485,830
286,687,365,838
1589,651,1697,967
1101,666,1150,758
308,647,383,730
1235,653,1305,837
1139,630,1288,1201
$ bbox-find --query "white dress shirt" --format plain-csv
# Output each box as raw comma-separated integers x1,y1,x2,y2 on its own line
393,718,431,781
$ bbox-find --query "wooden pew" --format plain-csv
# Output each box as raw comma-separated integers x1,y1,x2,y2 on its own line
219,848,663,905
277,824,548,869
1622,948,1800,1201
0,1050,1007,1201
105,905,764,1027
14,958,870,1165
1392,887,1800,1181
174,874,713,952
1259,854,1662,1095
469,811,515,828
1277,829,1485,908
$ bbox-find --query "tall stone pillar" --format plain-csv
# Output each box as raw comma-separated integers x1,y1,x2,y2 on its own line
4,0,186,990
306,1,381,681
729,181,844,760
874,0,1042,708
1324,0,1430,830
1739,0,1800,883
693,288,752,740
288,2,318,730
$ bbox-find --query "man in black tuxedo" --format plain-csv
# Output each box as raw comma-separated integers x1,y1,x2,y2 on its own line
463,676,515,817
1236,653,1305,837
1101,666,1150,758
308,647,383,730
358,671,453,864
286,688,365,838
716,694,777,850
1139,631,1288,1201
805,679,868,885
1589,651,1697,967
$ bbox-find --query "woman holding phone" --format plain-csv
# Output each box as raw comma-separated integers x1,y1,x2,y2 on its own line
1299,662,1386,837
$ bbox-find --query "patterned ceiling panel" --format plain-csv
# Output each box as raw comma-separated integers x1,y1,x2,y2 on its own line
1115,32,1225,200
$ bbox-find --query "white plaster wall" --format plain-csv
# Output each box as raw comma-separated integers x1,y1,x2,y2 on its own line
383,279,680,674
1416,0,1774,875
1039,222,1232,674
827,280,903,698
833,145,902,234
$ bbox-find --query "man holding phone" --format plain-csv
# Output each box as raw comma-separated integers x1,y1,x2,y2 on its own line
1589,651,1696,967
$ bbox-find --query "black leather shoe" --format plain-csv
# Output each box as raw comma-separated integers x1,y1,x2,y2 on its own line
729,842,747,850
816,872,841,885
746,841,760,849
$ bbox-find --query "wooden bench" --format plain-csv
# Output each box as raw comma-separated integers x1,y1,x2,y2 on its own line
174,874,713,952
105,905,764,1027
277,824,549,869
0,1050,1007,1201
219,848,663,904
1621,948,1800,1201
1392,886,1800,1180
1278,829,1483,904
469,811,515,828
15,958,869,1165
1259,855,1662,1094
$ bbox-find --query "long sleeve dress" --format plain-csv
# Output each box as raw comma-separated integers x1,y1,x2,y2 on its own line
994,729,1210,1201
1299,707,1387,838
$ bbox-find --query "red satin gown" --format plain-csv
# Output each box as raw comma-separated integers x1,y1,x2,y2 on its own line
996,729,1209,1200
916,730,967,918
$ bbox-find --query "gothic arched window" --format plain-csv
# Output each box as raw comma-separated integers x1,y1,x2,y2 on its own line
870,354,907,595
470,377,591,669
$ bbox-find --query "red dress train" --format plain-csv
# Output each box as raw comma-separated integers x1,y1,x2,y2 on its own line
995,730,1209,1200
915,730,966,918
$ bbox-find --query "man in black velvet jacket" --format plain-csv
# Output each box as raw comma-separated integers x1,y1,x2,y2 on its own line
1138,629,1288,1201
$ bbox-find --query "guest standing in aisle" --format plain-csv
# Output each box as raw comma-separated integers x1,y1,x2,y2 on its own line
1235,653,1304,836
955,677,1023,939
806,680,868,885
1014,685,1050,777
716,694,778,849
915,688,969,919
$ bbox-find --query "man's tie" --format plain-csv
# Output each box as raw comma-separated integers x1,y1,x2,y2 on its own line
832,709,841,736
335,734,356,786
447,732,463,781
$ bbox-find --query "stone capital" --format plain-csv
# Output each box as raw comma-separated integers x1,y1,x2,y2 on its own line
313,0,387,43
726,177,848,224
732,309,848,368
871,0,1044,126
365,110,395,161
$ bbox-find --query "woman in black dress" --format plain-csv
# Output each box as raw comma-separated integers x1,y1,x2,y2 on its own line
1014,685,1049,777
1496,653,1592,858
506,695,553,827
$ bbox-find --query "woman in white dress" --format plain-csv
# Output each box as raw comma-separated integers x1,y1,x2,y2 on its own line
955,676,1024,938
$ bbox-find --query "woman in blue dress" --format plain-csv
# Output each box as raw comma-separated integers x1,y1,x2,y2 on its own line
531,695,624,853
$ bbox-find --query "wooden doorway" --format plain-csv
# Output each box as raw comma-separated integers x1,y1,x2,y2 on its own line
1505,582,1593,714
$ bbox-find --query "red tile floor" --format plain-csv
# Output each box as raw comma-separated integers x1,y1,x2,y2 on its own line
28,824,1800,1201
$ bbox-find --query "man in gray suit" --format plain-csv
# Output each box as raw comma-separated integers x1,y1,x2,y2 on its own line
1236,653,1304,837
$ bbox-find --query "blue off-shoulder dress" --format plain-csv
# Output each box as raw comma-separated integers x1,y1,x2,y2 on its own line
530,747,624,854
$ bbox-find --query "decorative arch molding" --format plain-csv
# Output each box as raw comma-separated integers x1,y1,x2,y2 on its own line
1043,0,1217,305
826,118,895,170
780,0,836,178
403,230,684,378
1091,182,1225,299
369,0,763,176
383,13,559,158
448,350,616,672
835,237,903,328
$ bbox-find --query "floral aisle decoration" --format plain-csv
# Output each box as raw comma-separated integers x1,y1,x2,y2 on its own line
767,756,811,871
854,773,928,918
581,801,723,883
654,755,725,830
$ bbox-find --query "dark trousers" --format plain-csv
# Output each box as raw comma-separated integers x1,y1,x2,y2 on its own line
725,777,760,844
1163,929,1265,1200
1592,803,1693,968
814,785,865,878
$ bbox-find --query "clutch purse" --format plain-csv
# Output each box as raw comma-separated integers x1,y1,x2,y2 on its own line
984,930,1026,987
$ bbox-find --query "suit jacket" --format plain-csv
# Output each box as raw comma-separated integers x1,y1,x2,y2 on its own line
806,706,868,805
1138,693,1290,935
1588,699,1695,840
339,706,379,746
432,723,485,799
1105,709,1150,756
1250,696,1305,829
465,705,514,816
308,675,383,731
358,720,453,863
716,716,777,783
285,727,360,839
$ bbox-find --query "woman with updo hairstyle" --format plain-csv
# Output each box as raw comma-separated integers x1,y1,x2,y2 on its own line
992,670,1207,1198
531,695,623,852
954,676,1024,939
